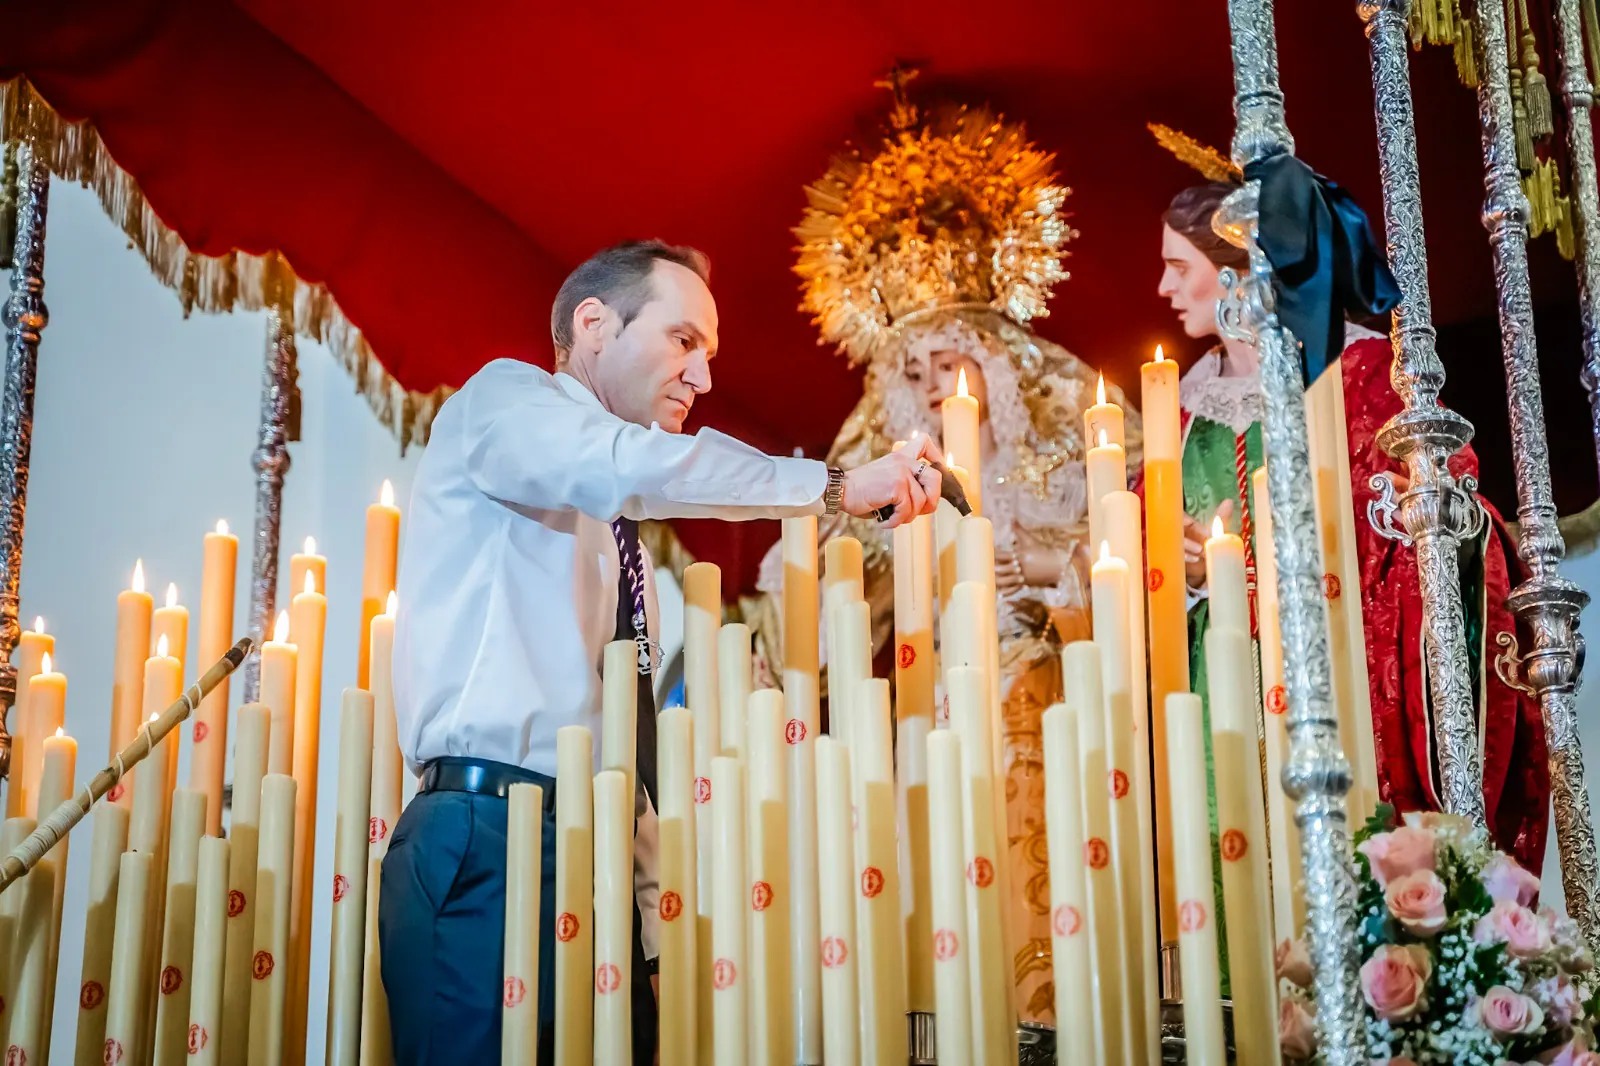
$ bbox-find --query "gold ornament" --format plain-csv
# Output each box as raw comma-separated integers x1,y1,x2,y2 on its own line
1147,123,1240,184
795,86,1073,364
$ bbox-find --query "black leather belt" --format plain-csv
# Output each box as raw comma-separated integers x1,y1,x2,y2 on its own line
419,756,556,812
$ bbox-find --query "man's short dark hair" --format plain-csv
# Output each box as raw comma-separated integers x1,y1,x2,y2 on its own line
550,240,711,358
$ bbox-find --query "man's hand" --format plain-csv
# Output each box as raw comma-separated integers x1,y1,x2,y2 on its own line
840,436,943,528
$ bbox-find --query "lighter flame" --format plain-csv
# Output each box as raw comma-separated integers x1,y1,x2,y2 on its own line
1098,429,1108,449
1155,344,1166,363
304,570,317,596
1096,373,1106,406
31,617,43,635
1099,541,1112,564
303,536,317,556
150,712,159,723
215,518,229,536
957,367,970,398
380,479,395,508
40,652,51,674
165,583,178,609
132,559,146,595
273,611,290,644
156,633,170,659
385,590,398,617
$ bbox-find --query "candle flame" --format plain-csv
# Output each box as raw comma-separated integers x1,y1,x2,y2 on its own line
215,518,229,536
31,617,43,635
380,479,395,508
132,559,146,595
304,536,317,556
1213,514,1225,539
947,451,957,469
273,611,290,644
304,570,317,596
956,366,969,398
53,726,62,739
40,652,51,674
1099,541,1111,564
385,589,398,617
1155,344,1166,363
156,633,170,658
1098,429,1108,449
1096,372,1106,406
165,582,178,609
150,712,159,723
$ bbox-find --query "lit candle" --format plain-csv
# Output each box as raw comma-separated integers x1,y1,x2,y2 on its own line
893,510,936,1015
103,849,155,1066
1204,514,1249,634
249,773,298,1066
746,691,791,1065
553,727,594,1066
195,519,239,837
709,756,746,1066
188,835,231,1066
941,368,982,511
1085,428,1127,562
359,480,401,690
36,721,74,1059
601,640,639,807
1205,626,1279,1066
1062,641,1126,1064
111,560,154,806
1084,372,1125,449
1140,344,1187,949
362,593,399,1066
594,768,635,1065
814,736,859,1066
1166,694,1227,1064
855,680,907,1064
22,653,66,819
73,801,131,1064
224,703,271,1060
657,706,697,1066
926,730,974,1065
1252,467,1304,943
503,781,544,1065
326,688,374,1066
8,616,54,818
1089,546,1150,1065
154,787,209,1066
1041,702,1098,1066
288,536,326,613
260,612,298,777
289,570,329,1055
132,635,182,1006
152,581,190,674
779,516,822,1066
716,623,751,758
682,561,722,969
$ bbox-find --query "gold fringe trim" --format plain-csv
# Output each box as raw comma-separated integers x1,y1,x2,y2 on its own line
0,77,450,451
1524,157,1576,259
1410,0,1480,86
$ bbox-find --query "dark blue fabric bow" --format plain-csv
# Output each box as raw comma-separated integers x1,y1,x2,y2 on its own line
1244,154,1402,385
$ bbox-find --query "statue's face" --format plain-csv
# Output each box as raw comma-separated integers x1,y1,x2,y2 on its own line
904,347,988,425
1157,224,1227,340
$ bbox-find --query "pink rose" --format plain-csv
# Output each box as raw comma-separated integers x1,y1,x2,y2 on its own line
1482,853,1542,908
1358,826,1437,888
1478,984,1544,1037
1385,870,1448,936
1359,944,1431,1021
1276,938,1314,988
1534,974,1582,1028
1547,1038,1600,1066
1474,901,1554,959
1278,996,1316,1061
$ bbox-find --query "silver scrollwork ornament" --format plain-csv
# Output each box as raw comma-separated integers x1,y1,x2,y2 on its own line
240,307,297,705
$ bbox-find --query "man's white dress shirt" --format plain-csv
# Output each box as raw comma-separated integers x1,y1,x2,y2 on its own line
394,357,827,953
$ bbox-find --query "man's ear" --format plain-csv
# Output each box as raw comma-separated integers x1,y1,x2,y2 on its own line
572,296,610,354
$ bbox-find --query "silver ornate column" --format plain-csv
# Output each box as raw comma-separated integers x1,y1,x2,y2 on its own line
1469,0,1600,945
1358,0,1489,826
1552,0,1600,483
239,301,297,705
1218,0,1365,1059
0,139,49,783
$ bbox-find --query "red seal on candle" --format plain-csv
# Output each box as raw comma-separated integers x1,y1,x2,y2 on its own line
79,981,105,1011
192,721,209,744
227,890,246,918
106,783,124,804
659,891,683,922
1267,684,1288,715
369,816,388,844
102,1039,123,1065
694,777,712,804
1148,568,1165,592
751,881,774,911
503,976,526,1008
860,866,884,899
966,857,995,889
820,936,848,968
940,693,950,722
897,643,916,669
556,912,579,943
187,1026,208,1055
785,719,806,745
9,1044,26,1066
1085,838,1110,870
251,951,274,980
594,963,622,995
1323,573,1342,600
333,873,350,902
1053,904,1083,938
713,958,738,990
1179,899,1208,933
1221,828,1249,862
160,966,182,995
933,928,959,961
1108,769,1129,799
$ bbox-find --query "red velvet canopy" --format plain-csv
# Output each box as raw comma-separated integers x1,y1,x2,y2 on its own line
4,0,1594,591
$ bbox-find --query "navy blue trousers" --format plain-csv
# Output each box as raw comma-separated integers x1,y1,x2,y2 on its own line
378,788,657,1064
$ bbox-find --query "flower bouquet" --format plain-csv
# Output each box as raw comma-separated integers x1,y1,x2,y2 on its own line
1277,805,1598,1065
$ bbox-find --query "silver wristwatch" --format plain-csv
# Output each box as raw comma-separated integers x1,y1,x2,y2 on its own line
823,466,846,515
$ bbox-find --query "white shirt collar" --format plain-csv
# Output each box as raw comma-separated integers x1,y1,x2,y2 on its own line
554,370,602,409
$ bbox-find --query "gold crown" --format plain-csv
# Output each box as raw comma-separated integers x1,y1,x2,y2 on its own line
795,79,1073,364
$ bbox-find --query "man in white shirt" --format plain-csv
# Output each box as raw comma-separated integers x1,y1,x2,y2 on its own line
379,240,939,1065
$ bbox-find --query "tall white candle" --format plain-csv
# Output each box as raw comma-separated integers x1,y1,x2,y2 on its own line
1167,694,1226,1065
1085,429,1127,564
188,835,231,1066
74,802,131,1066
362,595,400,1066
941,368,982,510
600,640,639,807
814,736,859,1066
224,703,271,1062
746,691,791,1066
1041,703,1096,1065
6,856,56,1066
710,757,747,1066
855,680,907,1064
553,727,593,1066
249,773,297,1066
503,782,544,1066
325,689,374,1066
781,514,823,1066
593,769,633,1066
154,788,209,1066
657,707,696,1066
682,563,722,914
926,730,973,1065
194,520,238,837
717,624,751,758
894,514,936,1015
103,849,154,1066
